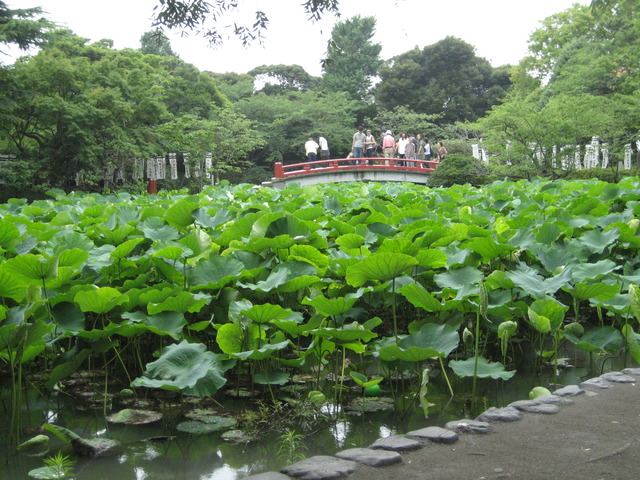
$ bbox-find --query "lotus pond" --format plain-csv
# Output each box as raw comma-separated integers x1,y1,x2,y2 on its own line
1,178,640,479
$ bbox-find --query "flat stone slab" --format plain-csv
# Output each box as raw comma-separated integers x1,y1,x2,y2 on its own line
581,377,612,389
369,435,422,452
244,472,292,480
444,419,493,434
476,406,522,423
281,455,358,480
406,426,458,444
335,448,401,467
509,400,560,414
553,385,584,397
622,367,640,377
533,395,573,406
601,371,636,383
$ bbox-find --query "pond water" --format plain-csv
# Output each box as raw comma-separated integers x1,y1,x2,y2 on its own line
1,347,632,480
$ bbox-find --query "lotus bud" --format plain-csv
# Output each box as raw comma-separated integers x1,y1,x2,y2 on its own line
628,218,640,232
463,327,474,346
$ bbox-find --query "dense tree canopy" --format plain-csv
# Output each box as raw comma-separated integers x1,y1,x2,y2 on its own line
375,37,511,124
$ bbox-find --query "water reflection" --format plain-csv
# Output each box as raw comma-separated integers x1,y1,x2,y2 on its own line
201,464,250,480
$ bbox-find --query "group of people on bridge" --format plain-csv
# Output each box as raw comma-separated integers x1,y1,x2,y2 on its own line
304,127,448,166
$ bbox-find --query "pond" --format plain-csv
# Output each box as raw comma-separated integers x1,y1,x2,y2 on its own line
1,345,630,480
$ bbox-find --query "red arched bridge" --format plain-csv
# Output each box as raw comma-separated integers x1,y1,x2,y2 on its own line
267,157,439,188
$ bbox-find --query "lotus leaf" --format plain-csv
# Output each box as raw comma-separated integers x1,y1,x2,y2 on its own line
132,340,229,397
346,252,418,287
377,323,459,362
253,371,290,385
449,356,515,380
187,256,245,289
106,409,162,425
177,416,237,434
563,326,623,353
527,298,567,334
74,287,128,314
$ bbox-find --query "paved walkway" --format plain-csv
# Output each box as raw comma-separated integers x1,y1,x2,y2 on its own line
246,368,640,480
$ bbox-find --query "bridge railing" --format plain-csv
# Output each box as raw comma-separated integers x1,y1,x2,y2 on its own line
274,157,439,178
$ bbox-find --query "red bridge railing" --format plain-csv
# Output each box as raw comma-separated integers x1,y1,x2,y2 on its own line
274,157,439,179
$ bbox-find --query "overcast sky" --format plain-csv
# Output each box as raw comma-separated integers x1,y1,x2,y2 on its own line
6,0,590,75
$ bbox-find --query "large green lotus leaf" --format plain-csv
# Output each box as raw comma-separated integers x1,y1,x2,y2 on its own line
193,206,233,229
148,292,211,315
253,371,290,385
239,303,294,324
144,312,187,340
180,229,214,257
151,244,193,261
164,200,198,227
216,323,262,354
398,283,445,312
106,409,162,425
251,213,310,239
131,340,228,397
230,340,291,360
529,244,579,274
576,228,619,254
378,237,419,256
346,253,418,287
289,244,329,273
57,248,89,268
622,324,640,364
4,254,58,282
449,356,515,380
630,285,640,322
140,217,179,241
535,222,562,245
568,282,619,302
51,302,85,333
239,267,289,292
117,205,140,225
244,235,295,253
0,266,27,301
527,298,567,333
277,275,321,293
377,323,459,362
97,224,136,245
506,264,572,299
336,233,365,250
0,220,21,249
310,322,377,343
571,259,618,283
187,257,245,289
466,236,514,262
415,249,447,269
74,287,129,314
48,230,95,253
434,265,483,291
302,294,359,317
563,326,623,353
111,238,146,259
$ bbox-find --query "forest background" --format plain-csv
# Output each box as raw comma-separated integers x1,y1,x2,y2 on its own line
0,0,639,200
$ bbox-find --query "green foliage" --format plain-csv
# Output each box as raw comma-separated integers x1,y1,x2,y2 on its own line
429,154,490,187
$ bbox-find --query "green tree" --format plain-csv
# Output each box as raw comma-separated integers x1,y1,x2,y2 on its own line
139,29,176,56
249,64,319,95
0,1,52,52
321,15,382,101
375,37,511,124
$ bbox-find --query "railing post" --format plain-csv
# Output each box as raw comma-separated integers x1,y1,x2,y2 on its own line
274,162,285,178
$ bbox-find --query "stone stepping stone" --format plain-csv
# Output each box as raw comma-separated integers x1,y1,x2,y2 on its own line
335,447,401,467
509,400,560,414
476,406,522,423
622,367,640,377
406,426,458,444
581,377,612,389
444,419,492,434
533,395,573,406
600,371,636,383
281,455,358,480
244,473,291,480
370,435,422,452
553,385,584,397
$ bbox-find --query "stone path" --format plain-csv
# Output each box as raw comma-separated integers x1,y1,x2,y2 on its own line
244,368,640,480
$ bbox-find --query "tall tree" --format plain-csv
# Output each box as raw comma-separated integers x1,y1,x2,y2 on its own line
139,29,176,56
321,15,382,102
375,37,511,124
0,1,52,53
249,64,319,95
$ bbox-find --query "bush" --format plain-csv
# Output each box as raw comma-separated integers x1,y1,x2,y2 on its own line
429,154,490,187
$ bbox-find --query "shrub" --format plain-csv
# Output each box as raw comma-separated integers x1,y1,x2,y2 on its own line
430,154,490,187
